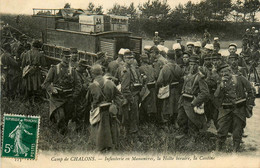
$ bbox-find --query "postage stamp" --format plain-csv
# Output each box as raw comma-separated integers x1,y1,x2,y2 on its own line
1,114,40,160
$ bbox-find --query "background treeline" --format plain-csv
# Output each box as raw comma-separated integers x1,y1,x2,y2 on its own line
1,0,260,40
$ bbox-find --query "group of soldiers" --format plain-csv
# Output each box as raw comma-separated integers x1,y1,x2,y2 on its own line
1,28,259,153
1,35,47,101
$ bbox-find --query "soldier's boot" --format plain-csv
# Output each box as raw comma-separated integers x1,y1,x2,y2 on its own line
216,139,224,151
233,142,240,153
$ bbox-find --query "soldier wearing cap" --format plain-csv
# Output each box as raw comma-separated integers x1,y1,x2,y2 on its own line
202,53,220,128
181,52,190,76
153,31,161,46
73,59,92,132
117,49,141,134
176,55,209,146
228,43,248,78
213,37,220,53
186,42,194,56
157,50,183,125
253,30,259,47
176,37,185,52
95,51,109,72
42,48,82,135
139,54,157,123
70,48,78,68
1,43,20,98
173,43,184,66
214,64,255,152
201,44,214,66
150,46,168,80
22,40,46,101
87,64,123,151
108,48,125,81
16,34,29,66
144,45,152,60
202,29,211,47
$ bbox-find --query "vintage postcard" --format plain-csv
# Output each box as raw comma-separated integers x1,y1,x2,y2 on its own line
1,0,260,168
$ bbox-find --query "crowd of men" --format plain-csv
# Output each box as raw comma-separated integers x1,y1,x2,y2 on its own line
1,27,260,153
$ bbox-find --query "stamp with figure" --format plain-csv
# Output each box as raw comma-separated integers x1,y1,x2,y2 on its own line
1,114,40,160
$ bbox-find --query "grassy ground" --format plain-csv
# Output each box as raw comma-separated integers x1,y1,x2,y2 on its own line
1,97,253,154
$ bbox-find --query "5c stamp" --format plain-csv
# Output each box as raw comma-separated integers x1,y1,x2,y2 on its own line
1,114,40,160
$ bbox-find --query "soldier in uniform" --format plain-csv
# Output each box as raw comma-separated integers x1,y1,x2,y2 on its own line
22,40,46,101
108,48,125,80
151,46,168,80
186,42,194,56
203,54,220,128
95,51,109,72
202,29,211,47
139,54,157,123
201,44,214,67
70,48,79,68
213,37,220,53
87,64,123,151
181,52,190,76
42,49,82,135
1,43,20,98
228,44,248,78
176,37,185,52
173,43,184,66
74,59,91,132
16,34,29,66
117,49,142,134
157,50,183,125
143,45,152,61
176,55,209,145
214,64,255,152
153,31,160,46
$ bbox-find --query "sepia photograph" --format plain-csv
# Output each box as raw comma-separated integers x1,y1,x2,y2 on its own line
0,0,260,167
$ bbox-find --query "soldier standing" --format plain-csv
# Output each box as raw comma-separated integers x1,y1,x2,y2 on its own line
176,55,209,146
70,48,79,68
214,64,255,152
202,29,211,47
213,37,220,53
228,44,248,78
157,50,183,125
74,59,91,132
139,54,157,123
151,46,168,80
108,48,125,79
22,40,46,101
181,52,190,76
201,44,214,67
186,42,194,56
176,37,185,52
1,43,20,98
153,31,160,46
118,49,141,134
87,64,123,151
173,43,184,66
194,41,202,65
42,49,81,135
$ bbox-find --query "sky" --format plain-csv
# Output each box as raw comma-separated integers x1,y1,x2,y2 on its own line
0,0,201,15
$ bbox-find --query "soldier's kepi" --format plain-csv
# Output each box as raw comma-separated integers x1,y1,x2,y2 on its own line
214,64,255,152
42,48,81,135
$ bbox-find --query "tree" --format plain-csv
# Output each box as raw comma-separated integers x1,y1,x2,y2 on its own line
244,0,260,22
208,0,232,21
232,0,260,22
87,2,103,14
108,3,137,18
193,1,213,22
64,3,71,9
139,0,171,18
184,1,195,22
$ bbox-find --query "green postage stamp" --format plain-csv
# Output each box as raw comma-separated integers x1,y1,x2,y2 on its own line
1,114,40,160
